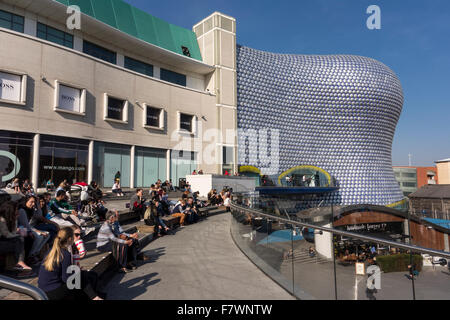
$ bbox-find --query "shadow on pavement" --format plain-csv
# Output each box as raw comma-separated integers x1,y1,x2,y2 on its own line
108,272,161,300
139,247,166,266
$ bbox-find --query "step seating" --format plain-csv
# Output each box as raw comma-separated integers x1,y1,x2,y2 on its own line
0,205,228,300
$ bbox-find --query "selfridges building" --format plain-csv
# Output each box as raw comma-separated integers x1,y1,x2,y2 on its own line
236,45,405,207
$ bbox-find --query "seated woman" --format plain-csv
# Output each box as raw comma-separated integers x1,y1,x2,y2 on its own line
111,179,124,197
38,227,103,300
17,196,50,266
0,201,33,277
70,225,106,299
96,211,135,273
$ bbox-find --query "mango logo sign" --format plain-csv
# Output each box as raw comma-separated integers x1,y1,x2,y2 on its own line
0,151,20,182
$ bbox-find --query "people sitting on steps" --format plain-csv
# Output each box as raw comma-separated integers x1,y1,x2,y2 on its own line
49,190,95,236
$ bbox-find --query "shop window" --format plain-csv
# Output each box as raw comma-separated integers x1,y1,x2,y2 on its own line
0,130,32,188
54,81,86,115
0,70,27,105
0,9,24,33
94,142,131,188
39,135,89,187
124,56,153,77
160,68,186,86
37,22,73,48
104,94,128,123
83,40,117,64
178,112,196,134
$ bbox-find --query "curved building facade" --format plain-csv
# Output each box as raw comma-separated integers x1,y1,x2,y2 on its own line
236,45,404,206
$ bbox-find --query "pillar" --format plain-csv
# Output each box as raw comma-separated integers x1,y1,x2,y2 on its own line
166,149,171,182
31,133,40,190
130,145,135,189
88,140,94,183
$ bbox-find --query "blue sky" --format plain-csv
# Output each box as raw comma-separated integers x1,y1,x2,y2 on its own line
127,0,450,166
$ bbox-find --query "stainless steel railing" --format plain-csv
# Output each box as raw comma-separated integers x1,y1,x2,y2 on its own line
0,275,48,300
231,202,450,259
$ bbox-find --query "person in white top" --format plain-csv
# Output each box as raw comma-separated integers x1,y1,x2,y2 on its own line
112,179,124,197
224,193,231,212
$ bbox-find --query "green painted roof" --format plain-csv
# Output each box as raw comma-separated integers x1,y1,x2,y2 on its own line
55,0,203,61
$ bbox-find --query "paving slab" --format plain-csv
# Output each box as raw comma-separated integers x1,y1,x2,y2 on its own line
105,213,295,300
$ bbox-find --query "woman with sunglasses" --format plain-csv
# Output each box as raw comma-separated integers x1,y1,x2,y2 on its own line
70,226,107,299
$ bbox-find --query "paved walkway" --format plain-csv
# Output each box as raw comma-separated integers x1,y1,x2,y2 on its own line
105,213,294,300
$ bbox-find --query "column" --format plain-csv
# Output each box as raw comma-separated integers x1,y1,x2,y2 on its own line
130,145,135,189
166,149,171,181
88,140,94,183
31,133,40,190
24,15,37,37
117,53,125,67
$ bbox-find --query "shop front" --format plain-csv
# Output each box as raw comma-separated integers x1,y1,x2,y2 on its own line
94,142,130,188
135,147,167,187
38,135,89,187
0,130,33,188
171,150,196,188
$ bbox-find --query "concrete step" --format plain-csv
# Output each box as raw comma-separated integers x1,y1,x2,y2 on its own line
0,205,227,300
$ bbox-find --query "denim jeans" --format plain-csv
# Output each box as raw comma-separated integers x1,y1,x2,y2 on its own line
35,223,58,245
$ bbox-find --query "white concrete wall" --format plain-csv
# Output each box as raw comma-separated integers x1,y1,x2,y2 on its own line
186,174,256,197
314,223,333,259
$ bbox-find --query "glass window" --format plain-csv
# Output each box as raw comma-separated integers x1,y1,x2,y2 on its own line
124,56,153,77
38,135,89,187
160,68,186,86
135,147,167,187
222,146,234,174
36,23,73,48
0,10,24,33
171,150,197,187
0,130,32,188
94,142,130,188
401,172,416,178
83,40,116,64
402,182,417,188
146,106,161,128
179,113,193,132
106,96,126,121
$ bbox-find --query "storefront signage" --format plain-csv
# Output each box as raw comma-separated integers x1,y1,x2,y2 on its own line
43,165,85,171
355,262,365,275
0,71,22,102
58,84,81,112
0,150,21,182
345,223,388,232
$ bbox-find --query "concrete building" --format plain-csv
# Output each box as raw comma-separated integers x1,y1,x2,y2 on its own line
236,45,405,207
0,0,237,189
436,158,450,184
393,166,438,197
409,184,450,219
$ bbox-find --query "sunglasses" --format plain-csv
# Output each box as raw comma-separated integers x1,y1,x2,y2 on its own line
74,233,81,237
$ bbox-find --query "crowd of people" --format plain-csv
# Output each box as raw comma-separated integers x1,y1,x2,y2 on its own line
0,175,232,300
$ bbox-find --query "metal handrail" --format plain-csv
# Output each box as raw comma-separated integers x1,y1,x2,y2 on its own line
0,275,48,300
231,202,450,259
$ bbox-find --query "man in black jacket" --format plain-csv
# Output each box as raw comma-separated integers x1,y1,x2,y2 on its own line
130,189,146,220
